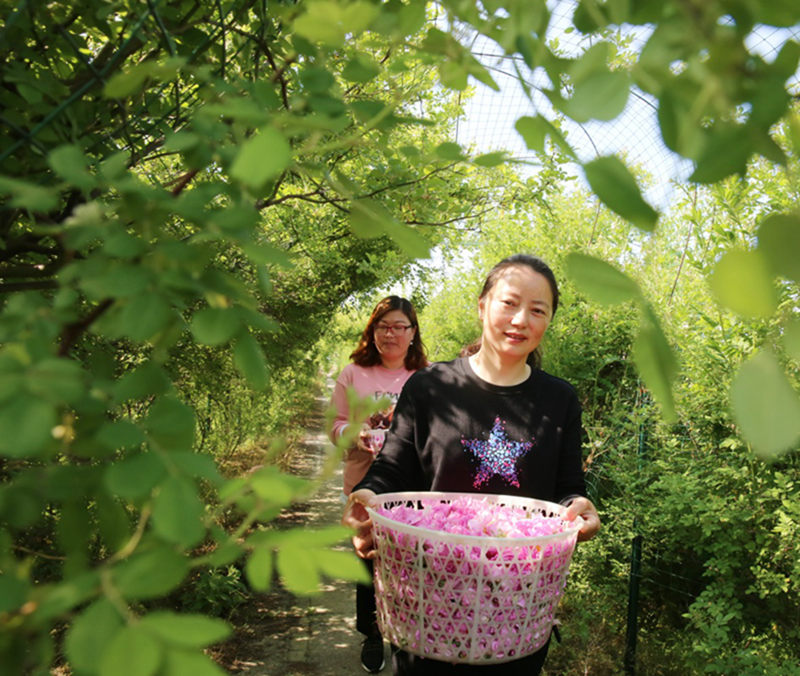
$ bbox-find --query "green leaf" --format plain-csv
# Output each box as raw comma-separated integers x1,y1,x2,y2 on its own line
0,574,27,613
103,227,147,258
708,249,777,318
784,321,800,362
162,648,229,676
757,213,800,284
250,465,305,505
233,331,269,391
565,253,641,306
0,176,59,211
113,546,189,600
278,525,353,548
145,397,196,451
560,71,630,123
349,199,390,238
295,1,377,44
119,293,174,341
689,126,751,184
100,152,130,181
349,199,429,258
473,151,507,167
164,131,200,153
96,419,146,452
300,66,335,94
140,612,231,648
313,550,370,583
434,142,466,161
202,99,272,125
342,56,381,83
57,499,92,566
191,308,242,346
104,452,166,500
45,465,98,501
385,222,430,259
48,144,95,192
583,156,659,231
569,42,613,83
65,599,124,675
113,362,172,404
240,242,294,267
99,626,163,676
152,476,206,549
514,116,548,153
244,546,274,592
0,393,56,458
438,60,469,90
32,571,100,621
168,452,223,484
94,491,132,553
730,349,800,460
514,115,578,160
633,306,678,422
758,0,800,27
230,126,292,189
350,100,397,129
104,64,154,99
276,546,322,595
209,204,260,234
81,265,153,300
204,539,244,567
26,357,87,404
465,56,500,91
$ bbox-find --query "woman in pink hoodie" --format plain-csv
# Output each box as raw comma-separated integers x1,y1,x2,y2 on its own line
329,295,428,673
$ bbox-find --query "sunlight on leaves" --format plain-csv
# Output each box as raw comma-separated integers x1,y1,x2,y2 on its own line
784,321,800,362
99,625,163,676
230,127,292,189
566,253,641,306
730,349,800,460
583,156,659,231
277,547,322,595
633,306,678,422
757,213,800,284
140,612,231,648
708,249,777,318
65,600,124,673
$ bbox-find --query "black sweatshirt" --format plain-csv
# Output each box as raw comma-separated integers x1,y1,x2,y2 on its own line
355,357,586,505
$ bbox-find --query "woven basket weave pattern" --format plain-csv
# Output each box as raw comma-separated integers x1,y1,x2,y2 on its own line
369,492,580,665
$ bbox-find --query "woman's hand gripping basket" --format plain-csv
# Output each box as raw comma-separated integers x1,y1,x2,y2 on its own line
367,492,583,665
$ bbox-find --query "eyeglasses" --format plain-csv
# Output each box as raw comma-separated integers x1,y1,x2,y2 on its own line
374,323,413,335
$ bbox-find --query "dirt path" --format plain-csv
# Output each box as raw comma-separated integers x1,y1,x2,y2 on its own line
212,388,377,676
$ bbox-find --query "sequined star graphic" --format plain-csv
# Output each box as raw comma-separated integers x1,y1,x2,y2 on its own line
461,417,533,488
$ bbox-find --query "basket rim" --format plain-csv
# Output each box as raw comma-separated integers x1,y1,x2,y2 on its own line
367,491,584,547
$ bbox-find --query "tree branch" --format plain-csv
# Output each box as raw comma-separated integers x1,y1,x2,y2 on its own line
0,280,59,293
58,299,114,357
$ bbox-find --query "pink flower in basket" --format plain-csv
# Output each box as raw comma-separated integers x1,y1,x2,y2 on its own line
369,492,583,665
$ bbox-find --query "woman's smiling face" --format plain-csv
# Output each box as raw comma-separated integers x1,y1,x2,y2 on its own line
373,309,415,367
478,265,553,364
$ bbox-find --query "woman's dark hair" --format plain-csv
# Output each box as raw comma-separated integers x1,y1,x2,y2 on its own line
350,296,428,370
460,254,559,370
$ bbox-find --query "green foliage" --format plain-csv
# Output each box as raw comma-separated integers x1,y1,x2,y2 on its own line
177,567,249,618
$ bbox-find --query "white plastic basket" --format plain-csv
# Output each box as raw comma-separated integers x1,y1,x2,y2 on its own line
367,492,582,665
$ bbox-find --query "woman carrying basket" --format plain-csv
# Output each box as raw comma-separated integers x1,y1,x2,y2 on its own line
342,254,601,675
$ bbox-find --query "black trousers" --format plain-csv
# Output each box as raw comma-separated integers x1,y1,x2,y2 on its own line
356,557,379,637
391,638,550,675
